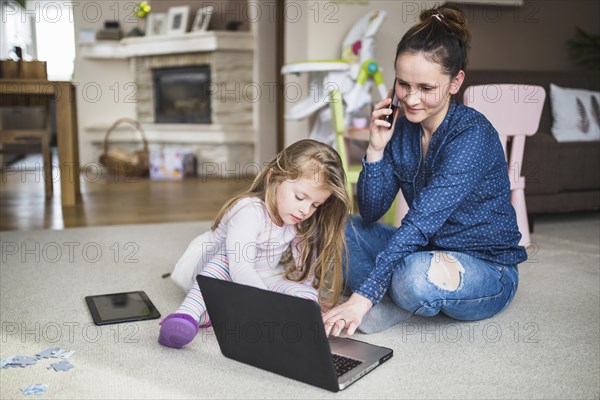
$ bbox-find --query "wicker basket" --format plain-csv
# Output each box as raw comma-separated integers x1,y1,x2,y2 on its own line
99,118,149,177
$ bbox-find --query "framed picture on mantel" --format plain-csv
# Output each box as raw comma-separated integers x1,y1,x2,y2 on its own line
192,6,214,32
166,6,190,35
146,13,167,36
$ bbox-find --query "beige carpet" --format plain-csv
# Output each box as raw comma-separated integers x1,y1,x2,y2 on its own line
1,213,598,399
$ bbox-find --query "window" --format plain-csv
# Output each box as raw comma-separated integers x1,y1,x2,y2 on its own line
1,1,75,80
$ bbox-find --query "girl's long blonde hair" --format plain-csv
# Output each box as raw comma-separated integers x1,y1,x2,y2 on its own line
211,139,350,306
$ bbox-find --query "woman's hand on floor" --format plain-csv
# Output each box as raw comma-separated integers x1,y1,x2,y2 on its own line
322,293,373,337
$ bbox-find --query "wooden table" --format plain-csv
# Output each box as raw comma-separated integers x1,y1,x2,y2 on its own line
0,79,81,206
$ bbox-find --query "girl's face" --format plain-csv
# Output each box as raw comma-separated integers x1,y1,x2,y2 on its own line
275,175,332,226
394,52,464,132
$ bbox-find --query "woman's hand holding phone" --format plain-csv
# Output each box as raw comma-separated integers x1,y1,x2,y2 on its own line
366,86,399,163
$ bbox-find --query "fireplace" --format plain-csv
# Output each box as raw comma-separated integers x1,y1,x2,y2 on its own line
152,65,211,124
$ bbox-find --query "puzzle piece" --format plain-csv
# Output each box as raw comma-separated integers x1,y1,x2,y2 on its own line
48,360,74,372
36,347,60,359
51,349,65,358
21,384,48,396
56,350,75,359
6,356,38,368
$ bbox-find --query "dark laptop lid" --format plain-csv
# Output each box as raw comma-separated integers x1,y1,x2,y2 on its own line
197,275,340,392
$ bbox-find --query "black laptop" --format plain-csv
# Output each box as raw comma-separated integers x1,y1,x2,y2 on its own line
197,275,393,392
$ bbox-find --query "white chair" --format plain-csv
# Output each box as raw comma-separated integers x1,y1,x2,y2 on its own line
463,84,546,246
281,10,388,146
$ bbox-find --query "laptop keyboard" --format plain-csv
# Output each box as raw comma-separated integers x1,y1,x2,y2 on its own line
332,353,362,377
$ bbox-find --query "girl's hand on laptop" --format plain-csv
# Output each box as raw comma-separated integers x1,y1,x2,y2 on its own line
322,293,373,337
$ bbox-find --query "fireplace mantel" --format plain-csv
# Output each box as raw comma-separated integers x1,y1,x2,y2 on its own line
79,31,254,60
78,30,257,177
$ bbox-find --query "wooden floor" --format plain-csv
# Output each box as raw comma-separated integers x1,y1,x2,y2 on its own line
0,155,252,231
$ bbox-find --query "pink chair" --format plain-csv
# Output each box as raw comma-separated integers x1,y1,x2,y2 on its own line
463,84,546,246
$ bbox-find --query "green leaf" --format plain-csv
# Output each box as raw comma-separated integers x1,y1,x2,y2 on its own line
566,27,600,71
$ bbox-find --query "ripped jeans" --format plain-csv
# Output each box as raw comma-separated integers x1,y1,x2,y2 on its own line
345,216,519,321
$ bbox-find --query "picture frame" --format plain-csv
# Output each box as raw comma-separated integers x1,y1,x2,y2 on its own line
166,6,190,35
146,13,167,36
192,6,214,32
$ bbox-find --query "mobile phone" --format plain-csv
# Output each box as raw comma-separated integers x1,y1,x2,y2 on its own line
386,79,397,125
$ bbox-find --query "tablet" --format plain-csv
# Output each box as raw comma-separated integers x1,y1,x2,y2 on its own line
85,291,161,325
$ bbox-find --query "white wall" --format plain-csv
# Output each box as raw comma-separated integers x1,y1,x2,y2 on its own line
249,0,278,165
282,0,310,147
71,1,137,166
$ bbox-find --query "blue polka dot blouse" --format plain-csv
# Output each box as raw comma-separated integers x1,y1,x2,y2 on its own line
356,101,528,304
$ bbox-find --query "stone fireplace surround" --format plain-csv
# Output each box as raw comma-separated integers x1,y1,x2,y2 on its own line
81,31,256,177
135,51,252,126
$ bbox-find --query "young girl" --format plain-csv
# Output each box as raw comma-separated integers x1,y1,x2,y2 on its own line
159,139,350,348
323,5,528,335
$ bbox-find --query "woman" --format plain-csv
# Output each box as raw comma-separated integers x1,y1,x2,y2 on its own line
323,5,527,336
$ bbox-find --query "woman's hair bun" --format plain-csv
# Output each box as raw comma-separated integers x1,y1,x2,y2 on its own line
395,4,471,76
419,5,471,48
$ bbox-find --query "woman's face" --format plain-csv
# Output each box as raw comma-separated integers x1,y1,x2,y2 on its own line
394,52,464,132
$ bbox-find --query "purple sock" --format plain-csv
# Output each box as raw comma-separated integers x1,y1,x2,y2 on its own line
158,313,199,349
